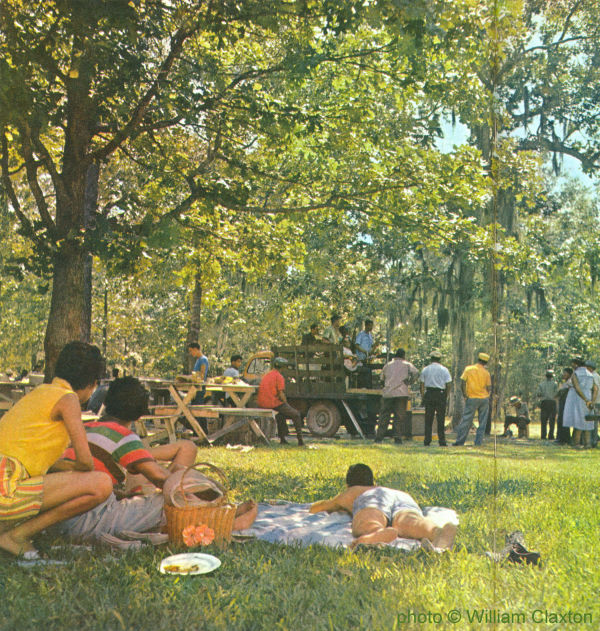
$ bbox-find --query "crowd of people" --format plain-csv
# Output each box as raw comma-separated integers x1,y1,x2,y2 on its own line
1,332,595,558
188,317,600,449
0,340,457,556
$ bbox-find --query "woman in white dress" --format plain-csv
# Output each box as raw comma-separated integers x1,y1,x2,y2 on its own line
562,358,597,448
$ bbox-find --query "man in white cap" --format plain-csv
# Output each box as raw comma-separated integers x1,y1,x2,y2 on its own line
452,352,492,446
419,350,451,446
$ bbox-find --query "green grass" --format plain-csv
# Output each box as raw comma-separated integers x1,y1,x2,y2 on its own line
1,438,599,630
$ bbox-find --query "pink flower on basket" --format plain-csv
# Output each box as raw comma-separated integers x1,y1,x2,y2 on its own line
182,524,215,547
182,525,197,547
194,524,215,546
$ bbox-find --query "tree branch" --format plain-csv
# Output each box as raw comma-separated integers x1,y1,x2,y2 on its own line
29,128,68,208
1,133,49,250
92,26,198,162
519,137,600,171
18,124,58,237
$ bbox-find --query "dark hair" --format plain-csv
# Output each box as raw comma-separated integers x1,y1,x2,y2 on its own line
54,341,104,390
346,463,374,487
339,325,349,337
563,367,573,376
111,367,120,378
364,319,373,326
571,357,584,367
188,342,200,350
310,323,319,331
104,377,149,422
331,314,341,324
394,348,406,358
231,354,243,363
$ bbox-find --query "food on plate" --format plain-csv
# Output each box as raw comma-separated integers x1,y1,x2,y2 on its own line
163,564,200,574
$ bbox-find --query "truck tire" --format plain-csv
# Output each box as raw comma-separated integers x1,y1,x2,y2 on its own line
306,401,342,437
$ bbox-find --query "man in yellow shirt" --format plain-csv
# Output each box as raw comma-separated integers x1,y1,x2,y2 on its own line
452,352,492,446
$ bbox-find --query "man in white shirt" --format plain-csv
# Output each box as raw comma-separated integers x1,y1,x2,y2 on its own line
419,350,452,447
323,314,343,344
223,354,243,379
375,348,418,444
221,354,243,405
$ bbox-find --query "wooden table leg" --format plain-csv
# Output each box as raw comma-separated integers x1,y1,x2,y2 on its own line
248,418,271,446
168,385,210,445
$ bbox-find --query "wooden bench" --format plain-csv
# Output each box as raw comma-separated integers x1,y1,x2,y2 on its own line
0,400,13,418
137,406,275,446
135,415,180,447
199,407,274,445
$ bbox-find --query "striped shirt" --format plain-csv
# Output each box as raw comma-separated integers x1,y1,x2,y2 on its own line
63,419,153,485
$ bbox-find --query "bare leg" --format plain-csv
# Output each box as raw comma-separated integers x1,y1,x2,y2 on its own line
582,430,590,448
149,440,197,471
572,429,582,447
0,471,112,556
350,507,398,548
392,510,457,550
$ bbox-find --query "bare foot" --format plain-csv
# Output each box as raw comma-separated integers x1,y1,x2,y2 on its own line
0,531,37,557
233,500,258,531
430,523,457,551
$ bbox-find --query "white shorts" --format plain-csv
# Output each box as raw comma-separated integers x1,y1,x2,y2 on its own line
53,493,164,541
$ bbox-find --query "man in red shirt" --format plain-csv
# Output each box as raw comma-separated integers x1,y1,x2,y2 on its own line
257,358,304,445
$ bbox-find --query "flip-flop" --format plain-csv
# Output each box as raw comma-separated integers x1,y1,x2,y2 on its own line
118,531,169,545
99,533,143,550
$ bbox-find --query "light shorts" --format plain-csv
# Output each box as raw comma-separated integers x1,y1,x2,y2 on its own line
54,492,164,541
352,487,422,525
0,454,44,520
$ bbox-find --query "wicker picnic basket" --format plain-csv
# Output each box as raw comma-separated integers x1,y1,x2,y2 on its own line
164,462,236,546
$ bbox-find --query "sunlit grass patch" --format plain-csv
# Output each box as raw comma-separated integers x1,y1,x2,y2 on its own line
1,439,598,630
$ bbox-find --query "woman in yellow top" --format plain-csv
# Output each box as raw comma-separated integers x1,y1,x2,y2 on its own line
0,341,112,557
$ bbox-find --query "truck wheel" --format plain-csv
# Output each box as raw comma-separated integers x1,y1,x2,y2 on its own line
306,401,341,437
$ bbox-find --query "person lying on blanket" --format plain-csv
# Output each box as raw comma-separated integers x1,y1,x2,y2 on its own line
309,463,456,549
53,377,256,540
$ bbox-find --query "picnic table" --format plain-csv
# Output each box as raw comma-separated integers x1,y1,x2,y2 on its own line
135,379,273,447
0,380,34,415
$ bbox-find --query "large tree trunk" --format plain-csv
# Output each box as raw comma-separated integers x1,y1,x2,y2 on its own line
183,271,203,372
82,162,99,340
44,244,90,380
43,163,99,380
450,256,475,427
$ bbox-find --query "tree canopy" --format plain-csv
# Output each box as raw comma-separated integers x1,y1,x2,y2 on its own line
1,0,599,408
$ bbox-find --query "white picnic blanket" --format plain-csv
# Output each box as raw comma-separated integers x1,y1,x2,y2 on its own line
236,502,458,552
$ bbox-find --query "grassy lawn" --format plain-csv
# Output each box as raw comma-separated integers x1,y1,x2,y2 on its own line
1,436,598,630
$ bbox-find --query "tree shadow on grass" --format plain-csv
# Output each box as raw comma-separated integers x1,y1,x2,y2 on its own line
225,466,538,515
367,439,591,463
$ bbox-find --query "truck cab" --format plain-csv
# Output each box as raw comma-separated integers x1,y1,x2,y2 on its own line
243,350,273,385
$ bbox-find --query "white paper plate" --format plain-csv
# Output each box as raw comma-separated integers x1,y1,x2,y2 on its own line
159,553,221,575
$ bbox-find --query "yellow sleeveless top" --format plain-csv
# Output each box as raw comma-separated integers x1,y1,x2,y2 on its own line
0,378,75,476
